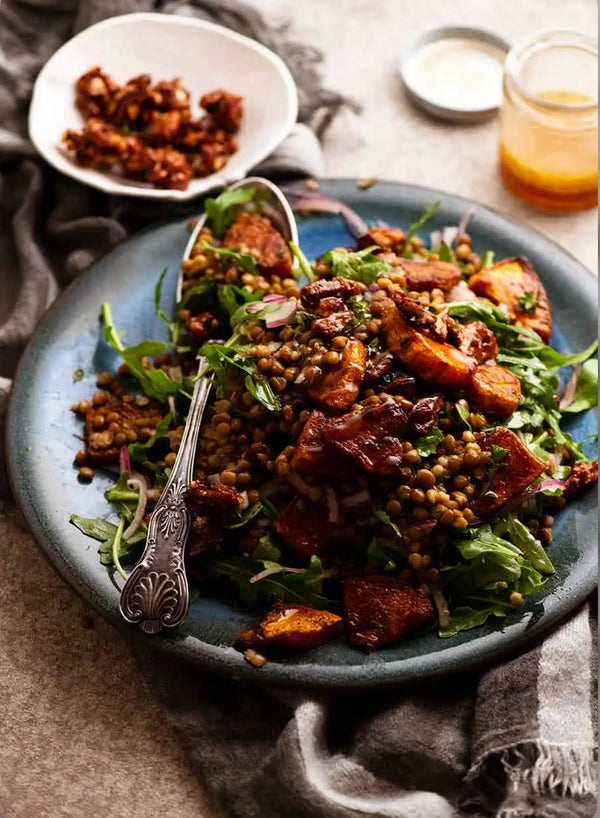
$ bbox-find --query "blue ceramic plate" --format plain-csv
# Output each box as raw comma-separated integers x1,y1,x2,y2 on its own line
6,180,597,688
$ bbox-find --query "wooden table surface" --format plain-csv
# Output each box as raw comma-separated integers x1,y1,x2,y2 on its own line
0,1,596,816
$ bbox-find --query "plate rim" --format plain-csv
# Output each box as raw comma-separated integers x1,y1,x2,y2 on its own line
6,177,598,689
28,12,299,201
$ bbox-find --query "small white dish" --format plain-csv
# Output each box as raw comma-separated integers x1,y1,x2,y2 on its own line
28,13,298,201
399,27,510,123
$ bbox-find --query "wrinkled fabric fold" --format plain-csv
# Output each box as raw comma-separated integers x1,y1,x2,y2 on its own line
0,2,596,817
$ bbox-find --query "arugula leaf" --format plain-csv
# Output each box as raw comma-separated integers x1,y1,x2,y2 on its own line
456,400,472,430
154,267,173,330
438,240,453,262
290,242,316,283
252,534,281,561
101,303,181,402
225,501,265,529
490,445,508,469
402,202,441,256
218,284,264,319
561,358,598,414
176,279,216,310
414,426,444,457
206,553,336,610
365,539,397,572
321,246,391,285
517,291,539,314
70,514,146,567
200,240,257,273
204,187,257,238
440,604,508,637
199,342,281,411
494,516,555,574
72,368,84,383
374,507,402,539
128,412,173,466
482,250,495,268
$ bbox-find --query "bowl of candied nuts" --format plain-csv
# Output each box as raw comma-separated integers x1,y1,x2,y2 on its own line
29,13,298,200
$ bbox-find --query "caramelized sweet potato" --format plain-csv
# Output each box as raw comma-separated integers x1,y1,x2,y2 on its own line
300,276,363,311
471,427,546,515
187,516,222,560
565,460,598,499
357,227,405,252
236,601,343,652
324,400,407,474
467,364,521,417
223,212,293,278
344,577,434,651
306,339,368,412
273,497,336,557
291,410,339,477
468,257,552,342
382,302,475,388
452,320,498,364
400,259,462,293
85,397,163,465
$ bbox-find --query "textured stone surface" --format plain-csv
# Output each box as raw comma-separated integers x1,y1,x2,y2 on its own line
0,2,596,817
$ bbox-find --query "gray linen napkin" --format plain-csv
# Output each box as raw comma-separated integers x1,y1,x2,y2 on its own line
0,2,596,817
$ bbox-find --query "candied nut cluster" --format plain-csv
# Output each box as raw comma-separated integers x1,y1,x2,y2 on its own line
63,67,243,190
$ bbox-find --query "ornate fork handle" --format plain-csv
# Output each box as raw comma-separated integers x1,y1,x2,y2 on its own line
119,361,212,634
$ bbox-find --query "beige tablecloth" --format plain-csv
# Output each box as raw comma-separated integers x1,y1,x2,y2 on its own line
0,1,596,816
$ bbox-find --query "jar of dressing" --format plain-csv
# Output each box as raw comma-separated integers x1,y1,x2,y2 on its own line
499,31,598,211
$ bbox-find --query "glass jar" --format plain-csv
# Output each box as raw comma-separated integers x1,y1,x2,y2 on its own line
499,31,598,211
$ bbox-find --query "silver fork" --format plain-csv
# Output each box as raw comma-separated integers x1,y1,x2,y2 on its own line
119,177,298,634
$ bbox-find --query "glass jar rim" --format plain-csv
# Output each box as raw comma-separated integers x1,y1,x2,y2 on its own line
505,29,598,112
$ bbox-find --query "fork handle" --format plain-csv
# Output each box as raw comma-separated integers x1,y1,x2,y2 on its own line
119,362,212,633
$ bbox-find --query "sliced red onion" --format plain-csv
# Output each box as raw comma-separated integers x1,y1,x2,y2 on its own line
454,207,476,247
123,476,148,541
325,484,344,524
119,446,131,474
537,479,567,493
369,282,379,292
294,371,306,385
286,471,314,498
430,226,459,251
342,490,371,510
375,218,390,229
207,473,220,486
266,341,283,353
238,490,249,511
249,565,304,584
419,518,438,533
246,302,265,313
281,185,368,238
264,298,297,329
263,293,288,303
495,478,567,515
447,280,477,303
559,365,582,409
431,586,450,628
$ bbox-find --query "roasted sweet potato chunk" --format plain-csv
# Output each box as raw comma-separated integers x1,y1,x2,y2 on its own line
306,339,368,412
344,577,434,651
223,212,293,278
357,227,405,252
382,302,475,388
85,397,163,465
400,259,462,293
452,320,498,364
236,602,343,652
292,410,339,477
468,364,521,417
300,276,363,311
273,497,336,557
565,460,598,499
468,257,552,342
324,400,407,474
471,427,546,515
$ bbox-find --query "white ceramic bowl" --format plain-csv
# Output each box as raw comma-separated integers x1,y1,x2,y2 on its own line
29,13,298,201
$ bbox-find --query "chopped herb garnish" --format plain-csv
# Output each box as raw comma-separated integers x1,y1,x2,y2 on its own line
517,291,540,314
